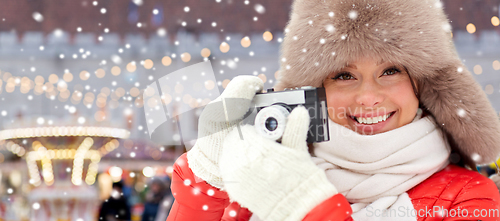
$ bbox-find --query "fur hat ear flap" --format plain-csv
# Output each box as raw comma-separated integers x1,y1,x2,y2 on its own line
418,65,500,165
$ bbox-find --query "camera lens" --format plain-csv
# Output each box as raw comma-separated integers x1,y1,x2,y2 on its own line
254,105,290,141
265,117,278,131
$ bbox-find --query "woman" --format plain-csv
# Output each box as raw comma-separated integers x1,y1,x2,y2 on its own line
167,0,500,220
142,178,169,221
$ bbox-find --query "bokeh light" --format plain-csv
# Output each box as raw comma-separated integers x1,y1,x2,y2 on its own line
492,16,500,26
201,48,211,58
48,74,59,84
79,71,90,81
63,73,73,82
111,66,121,76
220,42,230,53
263,31,273,41
162,56,172,66
181,53,191,62
126,62,137,72
493,60,500,70
95,68,105,78
241,36,251,48
144,59,154,69
466,23,476,34
473,65,482,75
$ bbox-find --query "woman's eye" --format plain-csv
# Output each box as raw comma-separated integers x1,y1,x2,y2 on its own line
382,67,401,76
332,73,355,80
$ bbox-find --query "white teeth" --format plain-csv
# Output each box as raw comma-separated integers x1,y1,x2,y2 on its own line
355,113,392,124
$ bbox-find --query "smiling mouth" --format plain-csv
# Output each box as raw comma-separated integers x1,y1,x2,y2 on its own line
350,111,396,125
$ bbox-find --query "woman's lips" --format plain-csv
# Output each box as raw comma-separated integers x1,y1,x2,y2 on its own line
349,111,396,134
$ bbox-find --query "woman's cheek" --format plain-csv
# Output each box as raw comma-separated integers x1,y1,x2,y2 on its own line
326,91,350,124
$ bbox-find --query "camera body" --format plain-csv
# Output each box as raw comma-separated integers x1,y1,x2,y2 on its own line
252,86,330,143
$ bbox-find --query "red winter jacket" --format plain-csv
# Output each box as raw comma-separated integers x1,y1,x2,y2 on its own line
167,153,500,221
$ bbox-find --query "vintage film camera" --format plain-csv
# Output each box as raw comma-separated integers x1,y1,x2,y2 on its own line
250,86,330,143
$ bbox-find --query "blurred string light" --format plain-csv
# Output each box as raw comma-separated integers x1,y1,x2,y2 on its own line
38,146,55,186
98,139,120,156
26,139,103,186
0,126,130,140
4,141,26,157
0,42,281,110
72,137,94,185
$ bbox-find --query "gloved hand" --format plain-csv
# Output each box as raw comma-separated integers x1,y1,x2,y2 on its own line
220,106,338,221
187,76,264,189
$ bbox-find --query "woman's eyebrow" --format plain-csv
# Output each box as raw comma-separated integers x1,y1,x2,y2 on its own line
346,64,357,69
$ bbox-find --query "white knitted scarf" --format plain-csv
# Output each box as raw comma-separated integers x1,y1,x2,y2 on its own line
311,115,450,220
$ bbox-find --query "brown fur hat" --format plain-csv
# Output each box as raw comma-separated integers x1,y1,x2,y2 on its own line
275,0,500,165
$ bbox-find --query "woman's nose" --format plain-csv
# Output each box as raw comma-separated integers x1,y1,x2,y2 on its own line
355,82,384,107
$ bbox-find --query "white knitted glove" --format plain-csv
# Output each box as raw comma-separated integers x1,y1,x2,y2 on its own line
187,76,264,189
220,106,338,221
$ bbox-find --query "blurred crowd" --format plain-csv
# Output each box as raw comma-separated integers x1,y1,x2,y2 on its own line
99,177,173,221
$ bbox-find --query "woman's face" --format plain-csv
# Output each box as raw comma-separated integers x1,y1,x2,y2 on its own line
323,58,419,135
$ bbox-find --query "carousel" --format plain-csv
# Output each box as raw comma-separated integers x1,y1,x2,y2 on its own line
0,121,129,221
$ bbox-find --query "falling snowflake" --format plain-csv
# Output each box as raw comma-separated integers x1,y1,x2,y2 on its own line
326,24,335,33
32,12,43,22
457,108,466,117
471,153,481,162
78,117,86,124
111,55,122,64
434,1,443,9
229,210,237,217
442,23,451,32
254,4,265,14
157,28,167,37
348,10,358,20
132,0,143,6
